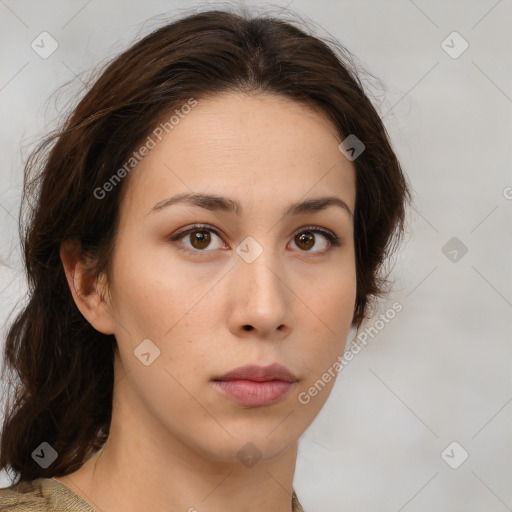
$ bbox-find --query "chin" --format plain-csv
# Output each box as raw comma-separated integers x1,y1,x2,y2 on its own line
213,421,301,464
179,424,297,467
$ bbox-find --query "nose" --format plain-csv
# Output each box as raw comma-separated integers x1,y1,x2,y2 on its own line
227,248,293,340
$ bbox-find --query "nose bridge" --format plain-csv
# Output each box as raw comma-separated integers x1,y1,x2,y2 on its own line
230,234,290,330
235,237,283,300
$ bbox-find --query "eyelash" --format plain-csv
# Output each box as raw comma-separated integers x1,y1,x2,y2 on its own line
169,224,341,257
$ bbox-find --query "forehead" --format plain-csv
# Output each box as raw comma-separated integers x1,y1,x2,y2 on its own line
120,92,356,217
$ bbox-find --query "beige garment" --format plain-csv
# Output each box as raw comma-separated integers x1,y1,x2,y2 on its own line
0,477,306,511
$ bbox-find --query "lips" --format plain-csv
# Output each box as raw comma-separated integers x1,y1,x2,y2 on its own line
214,363,298,383
212,363,298,407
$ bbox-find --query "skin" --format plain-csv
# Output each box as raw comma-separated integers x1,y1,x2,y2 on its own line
58,92,357,512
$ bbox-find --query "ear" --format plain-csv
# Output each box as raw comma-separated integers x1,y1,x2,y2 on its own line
60,239,116,335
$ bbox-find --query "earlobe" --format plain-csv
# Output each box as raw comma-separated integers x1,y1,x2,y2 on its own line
60,239,116,335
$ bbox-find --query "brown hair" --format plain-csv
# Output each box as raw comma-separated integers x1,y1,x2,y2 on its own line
1,7,410,483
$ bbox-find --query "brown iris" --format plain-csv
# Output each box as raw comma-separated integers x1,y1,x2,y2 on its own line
294,231,315,251
187,229,318,251
190,229,211,250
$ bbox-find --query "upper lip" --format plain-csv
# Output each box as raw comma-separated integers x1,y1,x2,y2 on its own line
213,363,298,383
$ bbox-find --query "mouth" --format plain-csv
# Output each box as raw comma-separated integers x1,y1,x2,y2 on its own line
211,363,298,408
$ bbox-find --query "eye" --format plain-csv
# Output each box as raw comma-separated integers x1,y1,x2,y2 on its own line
171,224,227,255
170,224,340,256
290,227,341,253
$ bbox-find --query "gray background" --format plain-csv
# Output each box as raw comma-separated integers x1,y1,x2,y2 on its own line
1,1,511,511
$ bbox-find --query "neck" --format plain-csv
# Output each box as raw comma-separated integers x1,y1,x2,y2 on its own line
54,370,300,512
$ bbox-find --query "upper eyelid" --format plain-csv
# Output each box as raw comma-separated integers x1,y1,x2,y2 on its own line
172,223,338,244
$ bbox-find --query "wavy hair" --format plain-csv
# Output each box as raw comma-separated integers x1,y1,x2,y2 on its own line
1,7,411,483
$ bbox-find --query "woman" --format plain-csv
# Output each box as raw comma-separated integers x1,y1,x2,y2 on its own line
0,6,410,511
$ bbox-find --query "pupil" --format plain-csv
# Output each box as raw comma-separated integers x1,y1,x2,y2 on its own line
298,232,314,250
193,230,210,249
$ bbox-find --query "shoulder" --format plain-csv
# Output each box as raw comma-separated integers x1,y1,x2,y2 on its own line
292,489,307,512
0,477,95,511
0,478,48,511
2,479,303,512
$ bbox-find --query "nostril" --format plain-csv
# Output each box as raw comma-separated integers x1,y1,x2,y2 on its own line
243,325,253,331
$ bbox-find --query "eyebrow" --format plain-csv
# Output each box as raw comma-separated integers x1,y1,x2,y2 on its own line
150,192,353,218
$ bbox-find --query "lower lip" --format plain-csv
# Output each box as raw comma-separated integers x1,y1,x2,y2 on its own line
212,379,295,407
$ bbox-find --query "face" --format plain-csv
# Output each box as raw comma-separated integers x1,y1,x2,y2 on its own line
104,92,357,464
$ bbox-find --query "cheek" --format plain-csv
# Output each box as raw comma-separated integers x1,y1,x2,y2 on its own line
315,260,357,322
114,276,176,339
304,268,357,367
108,250,220,389
109,245,204,340
294,276,356,412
